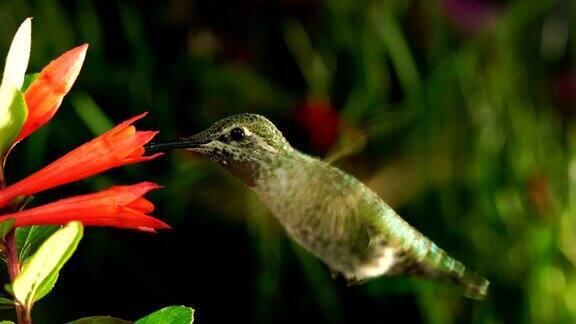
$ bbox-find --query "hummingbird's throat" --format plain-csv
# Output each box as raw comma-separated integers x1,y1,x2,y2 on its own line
203,144,262,187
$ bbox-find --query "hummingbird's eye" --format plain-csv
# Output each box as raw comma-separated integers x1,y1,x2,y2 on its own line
229,127,245,141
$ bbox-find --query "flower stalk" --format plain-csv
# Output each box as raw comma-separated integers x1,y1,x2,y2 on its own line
5,230,25,323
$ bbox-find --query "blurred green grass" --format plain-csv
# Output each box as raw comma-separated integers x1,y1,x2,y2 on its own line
0,0,574,323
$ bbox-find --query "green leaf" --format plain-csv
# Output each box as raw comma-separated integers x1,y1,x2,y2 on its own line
13,256,58,302
0,86,28,157
0,218,15,241
0,297,14,311
136,306,194,324
0,18,32,158
10,222,83,308
0,296,14,305
0,321,15,324
1,18,31,90
16,225,61,260
66,316,131,324
32,270,58,302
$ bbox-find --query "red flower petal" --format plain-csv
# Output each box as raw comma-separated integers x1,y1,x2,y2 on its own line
0,183,169,232
0,114,162,208
17,44,88,142
128,198,155,213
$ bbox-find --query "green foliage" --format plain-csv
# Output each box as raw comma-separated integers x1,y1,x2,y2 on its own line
0,219,15,241
0,297,14,305
0,18,31,158
0,87,27,158
16,225,61,261
136,306,194,324
9,222,83,308
0,296,14,311
66,316,131,324
1,18,30,90
66,306,194,324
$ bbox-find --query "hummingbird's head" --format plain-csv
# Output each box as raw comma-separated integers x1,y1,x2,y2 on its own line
146,114,291,186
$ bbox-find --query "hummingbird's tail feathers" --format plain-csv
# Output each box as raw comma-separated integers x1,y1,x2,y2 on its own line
422,262,489,299
418,245,490,300
388,243,489,299
452,269,490,300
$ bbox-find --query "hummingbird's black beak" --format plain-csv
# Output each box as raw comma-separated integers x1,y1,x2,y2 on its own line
144,138,209,154
145,128,215,153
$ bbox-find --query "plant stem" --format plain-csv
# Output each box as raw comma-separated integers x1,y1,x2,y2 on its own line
0,166,5,189
6,231,20,280
5,230,29,324
0,153,7,189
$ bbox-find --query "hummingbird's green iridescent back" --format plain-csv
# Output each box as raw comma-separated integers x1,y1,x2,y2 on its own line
147,113,489,299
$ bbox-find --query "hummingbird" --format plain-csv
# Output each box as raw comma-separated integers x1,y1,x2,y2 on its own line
146,113,489,299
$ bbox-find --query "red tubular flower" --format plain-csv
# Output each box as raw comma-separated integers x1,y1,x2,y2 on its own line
0,183,169,232
0,113,161,208
0,42,169,233
17,44,88,142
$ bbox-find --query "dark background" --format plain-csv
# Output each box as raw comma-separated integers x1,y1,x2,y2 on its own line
0,0,575,323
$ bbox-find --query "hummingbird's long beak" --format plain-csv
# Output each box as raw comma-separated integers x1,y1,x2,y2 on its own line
144,137,209,153
145,127,215,153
